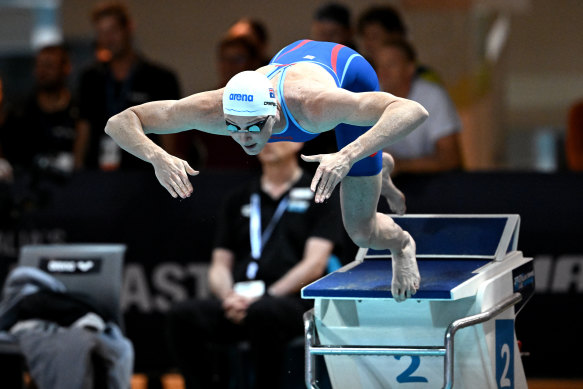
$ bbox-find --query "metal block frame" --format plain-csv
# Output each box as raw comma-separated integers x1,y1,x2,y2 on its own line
304,292,523,389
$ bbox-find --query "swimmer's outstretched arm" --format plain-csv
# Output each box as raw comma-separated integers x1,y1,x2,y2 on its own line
105,89,226,198
301,89,428,202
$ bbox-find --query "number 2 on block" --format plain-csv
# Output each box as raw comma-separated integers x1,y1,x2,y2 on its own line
394,356,428,383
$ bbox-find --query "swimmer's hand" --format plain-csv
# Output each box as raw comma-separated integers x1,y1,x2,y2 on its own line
151,152,198,199
302,152,352,203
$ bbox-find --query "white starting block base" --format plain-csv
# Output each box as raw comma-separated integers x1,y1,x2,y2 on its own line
302,215,534,389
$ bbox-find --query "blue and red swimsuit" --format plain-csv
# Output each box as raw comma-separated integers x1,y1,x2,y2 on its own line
266,39,382,176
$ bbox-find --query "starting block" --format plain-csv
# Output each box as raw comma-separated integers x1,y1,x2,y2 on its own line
302,215,534,389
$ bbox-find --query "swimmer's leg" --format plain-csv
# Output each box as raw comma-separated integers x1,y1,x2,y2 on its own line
381,152,406,215
340,174,419,302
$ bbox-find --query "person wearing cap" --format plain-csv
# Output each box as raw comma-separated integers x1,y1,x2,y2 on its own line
104,39,428,302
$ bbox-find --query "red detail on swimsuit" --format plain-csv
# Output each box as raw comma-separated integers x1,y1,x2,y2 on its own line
277,39,313,60
330,44,343,74
369,152,378,158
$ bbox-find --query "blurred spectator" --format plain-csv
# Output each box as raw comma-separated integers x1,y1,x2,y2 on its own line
166,141,342,389
0,76,13,182
311,2,357,49
566,99,583,171
225,17,271,66
376,39,462,173
216,36,263,88
357,5,441,84
357,5,406,61
0,45,79,175
77,0,181,170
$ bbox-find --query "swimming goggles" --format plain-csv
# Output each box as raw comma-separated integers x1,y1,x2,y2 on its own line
226,117,270,133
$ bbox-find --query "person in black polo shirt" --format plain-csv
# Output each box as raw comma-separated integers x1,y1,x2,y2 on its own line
165,141,343,389
2,45,79,174
76,1,180,170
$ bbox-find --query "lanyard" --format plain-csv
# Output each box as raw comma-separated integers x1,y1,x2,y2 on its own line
248,193,289,279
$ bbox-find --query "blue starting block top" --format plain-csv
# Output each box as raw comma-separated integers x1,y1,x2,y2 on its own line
365,215,518,259
302,258,489,300
302,215,521,301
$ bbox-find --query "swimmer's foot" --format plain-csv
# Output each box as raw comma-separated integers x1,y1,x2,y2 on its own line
381,152,406,215
390,231,420,302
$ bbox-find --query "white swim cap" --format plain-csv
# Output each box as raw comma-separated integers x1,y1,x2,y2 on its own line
222,71,277,116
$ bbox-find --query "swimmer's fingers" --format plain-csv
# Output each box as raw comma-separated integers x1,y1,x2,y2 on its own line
301,154,323,164
301,154,323,169
159,172,187,199
303,153,351,203
171,174,191,199
301,154,324,193
313,167,339,203
183,161,199,176
321,170,343,201
153,154,197,199
179,161,199,196
160,178,179,199
302,153,336,200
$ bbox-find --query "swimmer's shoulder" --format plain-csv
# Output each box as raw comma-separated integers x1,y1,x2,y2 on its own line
256,65,274,75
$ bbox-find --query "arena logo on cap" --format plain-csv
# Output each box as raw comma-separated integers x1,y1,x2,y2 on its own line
269,88,275,98
229,93,254,102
